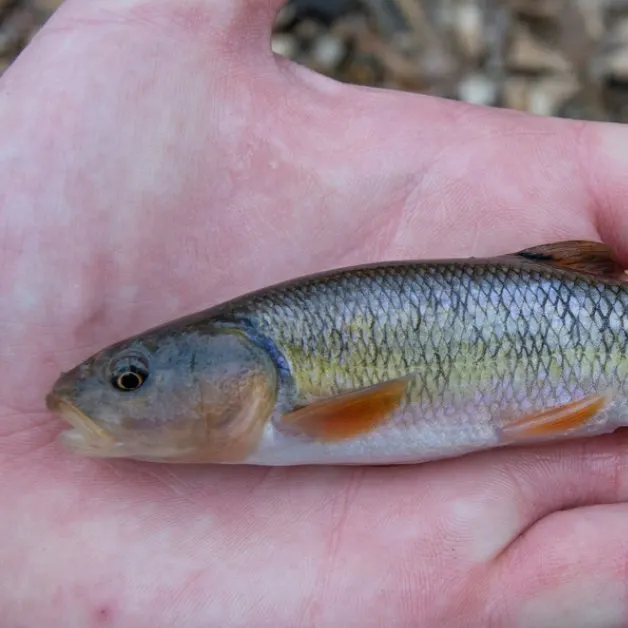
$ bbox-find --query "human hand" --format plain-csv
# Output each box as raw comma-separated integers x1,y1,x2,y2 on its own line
2,1,628,626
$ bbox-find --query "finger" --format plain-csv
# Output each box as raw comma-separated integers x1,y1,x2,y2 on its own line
399,430,628,567
487,503,628,627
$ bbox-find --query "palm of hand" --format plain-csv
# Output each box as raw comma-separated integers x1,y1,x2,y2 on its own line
2,2,628,626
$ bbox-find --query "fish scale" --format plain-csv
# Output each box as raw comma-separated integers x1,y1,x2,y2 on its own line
215,255,628,464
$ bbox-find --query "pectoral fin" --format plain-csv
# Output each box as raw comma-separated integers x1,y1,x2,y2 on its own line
282,377,409,442
514,240,626,279
499,393,609,443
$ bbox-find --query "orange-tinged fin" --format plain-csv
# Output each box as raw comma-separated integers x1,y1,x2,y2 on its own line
514,240,626,279
282,378,408,442
499,393,609,443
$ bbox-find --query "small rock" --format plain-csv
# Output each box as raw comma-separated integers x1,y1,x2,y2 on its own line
576,2,604,41
434,0,458,29
0,27,18,56
311,32,346,68
271,33,298,59
528,74,580,116
507,26,571,73
458,73,497,105
598,18,628,80
293,18,325,45
273,5,298,31
421,47,457,82
361,0,409,36
342,53,384,86
604,46,628,79
607,17,628,43
503,76,533,111
454,2,484,59
510,0,561,19
280,0,361,26
559,93,610,122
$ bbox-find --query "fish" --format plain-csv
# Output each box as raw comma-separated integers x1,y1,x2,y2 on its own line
45,240,628,466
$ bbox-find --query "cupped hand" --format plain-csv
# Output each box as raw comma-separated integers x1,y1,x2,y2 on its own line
3,1,628,626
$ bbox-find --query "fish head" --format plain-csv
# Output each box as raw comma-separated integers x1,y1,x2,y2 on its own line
46,326,279,463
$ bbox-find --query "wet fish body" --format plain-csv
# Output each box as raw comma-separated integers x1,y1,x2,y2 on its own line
46,240,628,465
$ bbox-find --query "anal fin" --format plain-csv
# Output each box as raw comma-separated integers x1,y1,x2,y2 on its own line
499,393,609,443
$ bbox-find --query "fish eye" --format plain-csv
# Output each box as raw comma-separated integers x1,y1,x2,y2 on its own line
109,354,150,392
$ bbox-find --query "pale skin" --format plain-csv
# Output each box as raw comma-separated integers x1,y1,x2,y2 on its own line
4,0,628,625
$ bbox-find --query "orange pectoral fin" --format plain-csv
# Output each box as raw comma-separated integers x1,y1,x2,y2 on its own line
498,393,609,443
281,377,409,442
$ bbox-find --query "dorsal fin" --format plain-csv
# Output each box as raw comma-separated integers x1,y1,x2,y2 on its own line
514,240,626,279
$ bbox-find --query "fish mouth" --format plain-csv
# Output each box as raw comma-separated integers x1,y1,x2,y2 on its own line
46,393,117,456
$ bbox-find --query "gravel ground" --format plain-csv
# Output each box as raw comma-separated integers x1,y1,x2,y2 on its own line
2,0,628,122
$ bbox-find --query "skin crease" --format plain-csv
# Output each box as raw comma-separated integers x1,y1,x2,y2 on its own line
5,0,628,625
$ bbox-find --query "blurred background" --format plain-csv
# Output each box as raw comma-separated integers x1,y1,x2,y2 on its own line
3,0,628,122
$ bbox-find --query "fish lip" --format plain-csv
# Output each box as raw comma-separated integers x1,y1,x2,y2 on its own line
47,392,115,449
57,427,121,458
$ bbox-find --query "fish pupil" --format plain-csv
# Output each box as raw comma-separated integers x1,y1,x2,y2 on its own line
110,358,149,392
118,371,143,390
